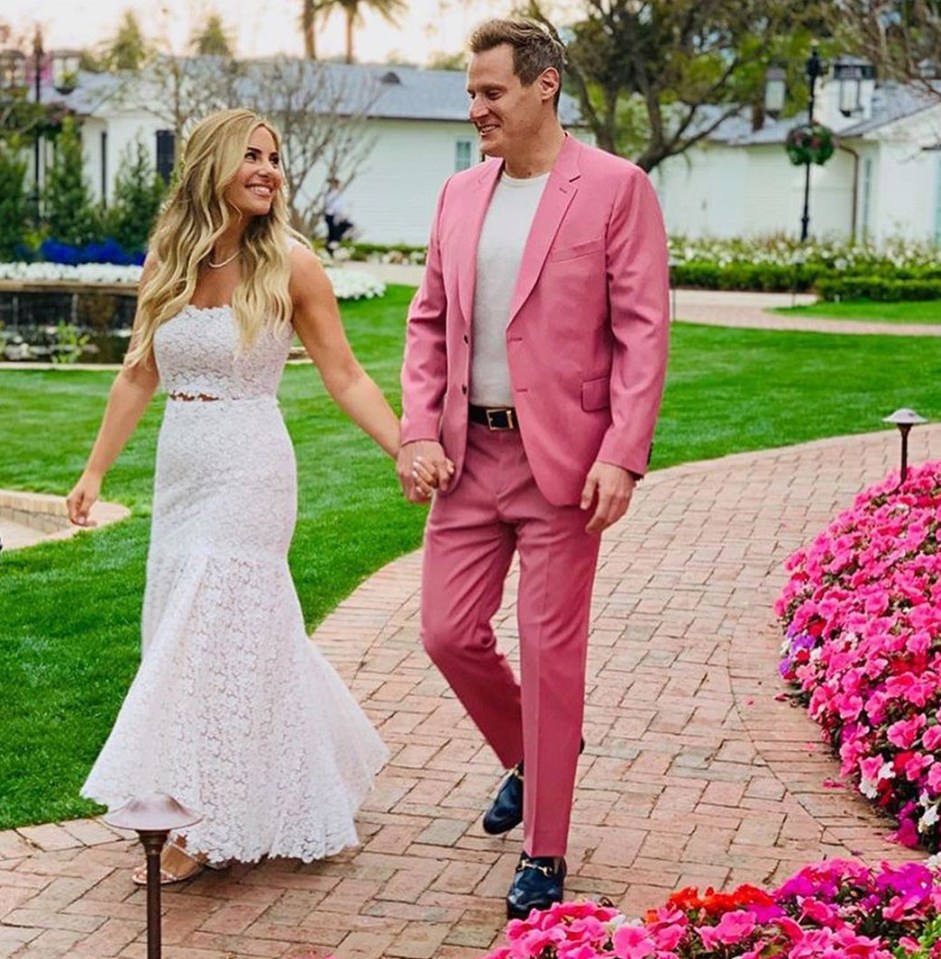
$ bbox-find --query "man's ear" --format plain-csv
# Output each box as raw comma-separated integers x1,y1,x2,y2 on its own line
537,66,560,103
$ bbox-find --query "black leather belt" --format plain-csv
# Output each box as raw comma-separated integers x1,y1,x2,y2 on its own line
469,405,518,431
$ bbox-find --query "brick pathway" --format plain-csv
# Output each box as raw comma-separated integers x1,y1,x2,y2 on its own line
3,423,938,959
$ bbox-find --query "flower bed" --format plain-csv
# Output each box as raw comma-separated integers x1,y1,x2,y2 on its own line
479,859,941,959
777,461,941,850
0,263,386,301
668,236,941,297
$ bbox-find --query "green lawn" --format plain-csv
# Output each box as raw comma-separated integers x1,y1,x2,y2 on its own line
2,289,941,829
774,298,941,325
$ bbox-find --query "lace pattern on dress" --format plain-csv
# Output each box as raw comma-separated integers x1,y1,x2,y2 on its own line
80,303,389,863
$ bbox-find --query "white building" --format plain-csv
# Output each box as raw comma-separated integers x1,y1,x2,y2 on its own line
58,59,583,247
653,66,941,246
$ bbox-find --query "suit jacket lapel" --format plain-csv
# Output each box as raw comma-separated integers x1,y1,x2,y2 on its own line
508,136,582,327
457,160,503,326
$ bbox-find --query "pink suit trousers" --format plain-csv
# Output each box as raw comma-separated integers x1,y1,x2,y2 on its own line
421,422,601,857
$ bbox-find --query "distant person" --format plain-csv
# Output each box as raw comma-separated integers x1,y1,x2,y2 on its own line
324,177,354,254
396,19,670,918
66,108,433,884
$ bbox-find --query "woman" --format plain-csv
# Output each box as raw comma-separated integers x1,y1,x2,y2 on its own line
67,109,435,883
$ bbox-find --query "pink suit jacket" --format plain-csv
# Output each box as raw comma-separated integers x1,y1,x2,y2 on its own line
401,135,670,507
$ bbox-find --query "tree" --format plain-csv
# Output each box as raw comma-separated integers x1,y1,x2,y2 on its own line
427,49,466,70
190,12,234,57
241,59,381,233
43,117,100,245
300,0,321,58
105,138,166,253
0,142,28,259
129,55,246,148
315,0,407,64
829,0,941,87
103,10,153,71
527,0,831,171
104,56,381,234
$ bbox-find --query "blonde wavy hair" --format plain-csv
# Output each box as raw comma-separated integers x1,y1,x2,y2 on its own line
126,108,306,367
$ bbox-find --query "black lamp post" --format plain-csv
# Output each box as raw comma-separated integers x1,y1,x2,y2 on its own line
799,46,826,243
103,793,202,959
31,27,43,221
882,408,927,486
9,26,81,221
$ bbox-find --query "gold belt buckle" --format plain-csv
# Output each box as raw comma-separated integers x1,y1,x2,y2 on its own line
485,408,515,431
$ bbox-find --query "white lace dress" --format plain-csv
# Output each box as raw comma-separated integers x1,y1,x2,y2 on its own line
82,304,388,864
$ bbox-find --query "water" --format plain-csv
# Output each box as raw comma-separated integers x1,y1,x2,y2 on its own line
1,326,132,365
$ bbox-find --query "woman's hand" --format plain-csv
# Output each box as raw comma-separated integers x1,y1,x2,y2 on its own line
66,473,102,527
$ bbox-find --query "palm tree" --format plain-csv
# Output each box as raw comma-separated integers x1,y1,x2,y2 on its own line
340,0,407,63
299,0,320,59
305,0,405,64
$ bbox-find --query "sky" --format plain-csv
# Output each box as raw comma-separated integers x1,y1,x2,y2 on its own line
2,0,515,66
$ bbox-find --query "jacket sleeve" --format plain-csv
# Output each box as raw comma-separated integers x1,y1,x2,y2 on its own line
596,166,670,477
400,179,451,445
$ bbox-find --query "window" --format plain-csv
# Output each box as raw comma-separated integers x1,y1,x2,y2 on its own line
455,139,474,172
156,129,176,183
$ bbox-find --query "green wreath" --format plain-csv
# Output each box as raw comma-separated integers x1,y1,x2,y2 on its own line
785,123,835,166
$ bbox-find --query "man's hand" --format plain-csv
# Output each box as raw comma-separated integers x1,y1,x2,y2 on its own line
396,440,454,503
580,461,637,534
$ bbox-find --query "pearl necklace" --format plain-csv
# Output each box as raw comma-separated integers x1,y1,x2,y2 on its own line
207,249,239,269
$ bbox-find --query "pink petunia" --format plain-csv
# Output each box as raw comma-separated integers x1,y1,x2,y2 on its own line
612,924,657,959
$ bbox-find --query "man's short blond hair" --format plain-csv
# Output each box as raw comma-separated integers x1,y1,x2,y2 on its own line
469,18,566,108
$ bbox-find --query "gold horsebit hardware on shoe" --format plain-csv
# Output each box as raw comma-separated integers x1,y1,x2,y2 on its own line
520,860,555,877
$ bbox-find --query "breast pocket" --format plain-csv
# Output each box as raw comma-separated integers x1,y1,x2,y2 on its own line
547,239,605,263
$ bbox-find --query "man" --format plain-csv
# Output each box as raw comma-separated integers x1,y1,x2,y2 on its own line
324,177,353,254
397,18,669,918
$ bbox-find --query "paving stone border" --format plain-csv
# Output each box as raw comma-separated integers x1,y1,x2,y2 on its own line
0,489,130,552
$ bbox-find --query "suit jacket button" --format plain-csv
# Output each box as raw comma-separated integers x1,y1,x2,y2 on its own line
463,334,469,344
461,384,468,394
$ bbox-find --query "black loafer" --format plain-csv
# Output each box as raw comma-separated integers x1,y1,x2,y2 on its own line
506,853,566,919
482,763,523,835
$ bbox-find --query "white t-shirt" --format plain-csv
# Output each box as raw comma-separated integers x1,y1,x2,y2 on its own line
470,171,550,407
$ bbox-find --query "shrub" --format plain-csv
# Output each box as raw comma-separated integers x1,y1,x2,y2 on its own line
39,238,144,266
777,460,941,851
668,235,941,294
816,275,941,301
103,138,165,255
0,142,28,261
43,117,102,247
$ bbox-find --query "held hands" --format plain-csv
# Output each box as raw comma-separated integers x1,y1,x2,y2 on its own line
396,440,454,503
66,473,102,528
580,461,637,534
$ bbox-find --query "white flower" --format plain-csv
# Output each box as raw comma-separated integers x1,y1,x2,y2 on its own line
323,267,385,301
919,804,939,833
0,262,142,284
860,776,879,799
0,262,383,302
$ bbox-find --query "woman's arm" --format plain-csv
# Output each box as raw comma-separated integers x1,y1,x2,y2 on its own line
67,260,161,526
289,246,400,458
